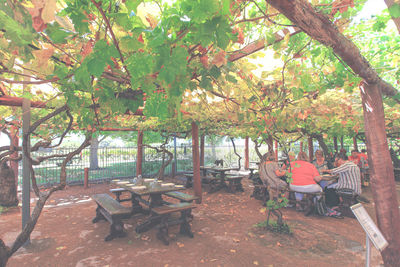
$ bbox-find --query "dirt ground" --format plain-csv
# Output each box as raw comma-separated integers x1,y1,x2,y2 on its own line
1,175,399,267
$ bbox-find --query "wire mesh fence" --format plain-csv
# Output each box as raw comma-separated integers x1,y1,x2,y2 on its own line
18,142,367,187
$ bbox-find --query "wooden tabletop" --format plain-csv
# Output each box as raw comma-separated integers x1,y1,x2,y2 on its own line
111,179,184,196
320,174,338,181
200,166,239,172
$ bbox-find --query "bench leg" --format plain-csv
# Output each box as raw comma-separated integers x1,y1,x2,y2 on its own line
105,220,126,242
92,206,106,223
136,215,162,233
179,210,194,238
156,216,170,245
114,192,122,202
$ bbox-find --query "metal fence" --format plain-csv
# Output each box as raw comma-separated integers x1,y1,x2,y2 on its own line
18,141,366,187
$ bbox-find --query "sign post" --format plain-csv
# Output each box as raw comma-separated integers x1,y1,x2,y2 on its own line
351,203,388,267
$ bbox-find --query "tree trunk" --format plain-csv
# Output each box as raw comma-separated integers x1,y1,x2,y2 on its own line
340,136,344,149
267,135,273,152
308,137,313,161
0,239,10,267
0,161,18,207
230,138,241,169
353,136,358,151
89,136,99,170
360,82,400,265
299,141,303,152
333,136,338,153
253,139,263,160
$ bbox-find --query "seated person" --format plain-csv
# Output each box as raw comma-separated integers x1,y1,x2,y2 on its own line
348,149,360,166
325,153,361,201
289,152,323,211
259,151,287,200
312,150,328,173
312,149,330,189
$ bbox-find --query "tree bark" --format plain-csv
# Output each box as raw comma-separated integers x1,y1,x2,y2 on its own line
0,161,18,206
308,137,313,161
253,139,263,160
89,136,99,170
267,135,273,152
359,82,400,265
230,138,242,169
353,136,358,151
333,136,338,153
200,135,205,167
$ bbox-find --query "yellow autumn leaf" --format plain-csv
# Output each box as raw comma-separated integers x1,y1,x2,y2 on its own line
42,0,57,23
32,47,55,70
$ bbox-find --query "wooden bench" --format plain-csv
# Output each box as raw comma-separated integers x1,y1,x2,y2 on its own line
336,188,358,218
150,203,195,245
164,191,199,203
110,188,132,202
164,191,198,218
225,175,244,193
92,194,132,241
288,190,325,216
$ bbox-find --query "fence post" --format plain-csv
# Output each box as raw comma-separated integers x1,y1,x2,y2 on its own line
84,167,89,189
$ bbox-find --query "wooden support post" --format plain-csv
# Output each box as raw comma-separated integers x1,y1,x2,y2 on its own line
22,99,30,246
84,168,89,189
192,122,202,203
245,136,249,170
353,136,358,151
136,130,143,176
200,134,205,167
10,125,19,188
274,140,278,160
333,136,338,153
308,137,313,161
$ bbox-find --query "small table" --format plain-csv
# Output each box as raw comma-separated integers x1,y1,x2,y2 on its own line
200,166,239,192
247,166,258,180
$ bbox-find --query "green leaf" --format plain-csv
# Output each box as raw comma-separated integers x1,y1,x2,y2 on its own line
265,32,276,45
45,22,72,44
87,57,106,77
0,10,34,46
389,3,400,18
210,65,221,79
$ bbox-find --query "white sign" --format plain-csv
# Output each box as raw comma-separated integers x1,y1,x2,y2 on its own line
351,203,389,251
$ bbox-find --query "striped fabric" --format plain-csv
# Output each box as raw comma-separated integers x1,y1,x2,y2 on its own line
331,161,361,195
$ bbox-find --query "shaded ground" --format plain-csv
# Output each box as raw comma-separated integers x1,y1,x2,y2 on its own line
2,175,399,267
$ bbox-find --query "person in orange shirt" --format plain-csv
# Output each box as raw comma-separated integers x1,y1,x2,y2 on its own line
289,152,322,211
348,150,360,166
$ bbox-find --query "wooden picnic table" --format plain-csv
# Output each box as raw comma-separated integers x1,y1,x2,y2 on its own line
111,178,185,209
111,178,186,234
199,166,240,192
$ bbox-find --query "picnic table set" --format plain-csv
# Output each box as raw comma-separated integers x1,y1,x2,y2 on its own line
91,176,196,245
183,165,245,193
